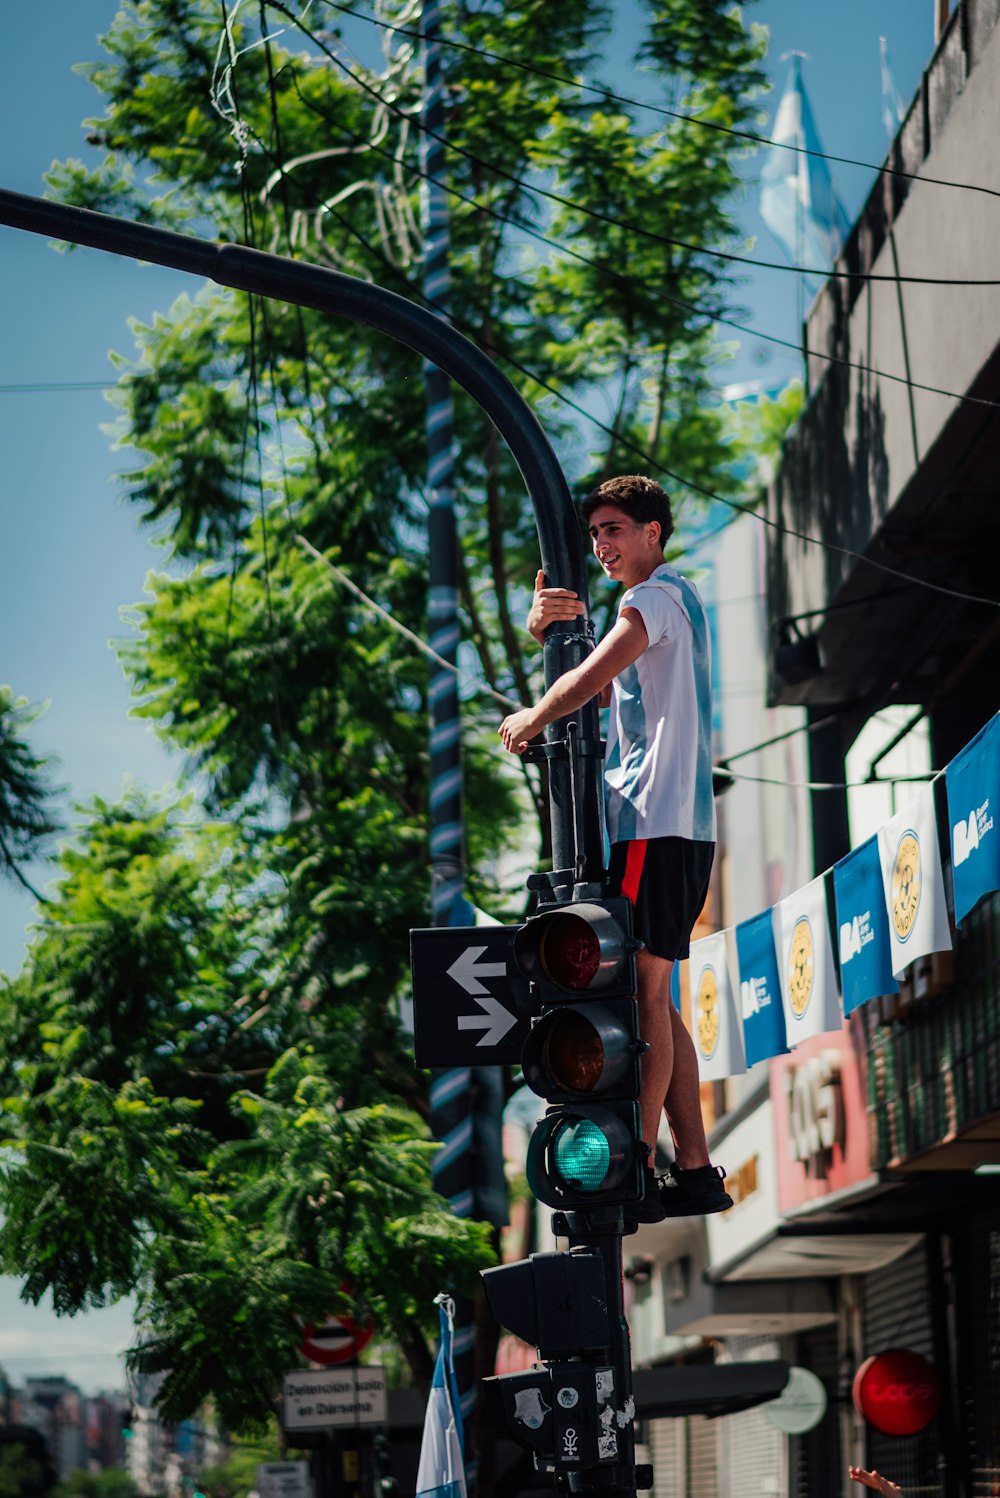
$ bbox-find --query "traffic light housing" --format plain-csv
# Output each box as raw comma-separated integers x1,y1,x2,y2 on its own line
482,1249,608,1357
513,897,636,1001
481,894,651,1490
482,1251,629,1473
515,897,646,1211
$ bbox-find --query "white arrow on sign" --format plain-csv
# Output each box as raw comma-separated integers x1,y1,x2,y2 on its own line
457,992,518,1048
447,944,507,995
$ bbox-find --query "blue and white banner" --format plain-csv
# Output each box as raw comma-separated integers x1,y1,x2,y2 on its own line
946,712,1000,926
687,931,746,1081
416,1298,467,1498
773,875,842,1045
735,910,787,1067
833,836,898,1012
879,35,907,142
759,54,849,275
877,786,953,980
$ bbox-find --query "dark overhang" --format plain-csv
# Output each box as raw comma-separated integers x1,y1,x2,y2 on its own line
632,1361,789,1419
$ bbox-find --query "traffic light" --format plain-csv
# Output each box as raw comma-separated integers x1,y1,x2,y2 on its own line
479,894,654,1490
482,1250,629,1474
515,897,646,1211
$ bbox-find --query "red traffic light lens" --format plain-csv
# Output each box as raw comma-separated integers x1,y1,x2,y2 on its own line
538,913,601,990
545,1011,604,1092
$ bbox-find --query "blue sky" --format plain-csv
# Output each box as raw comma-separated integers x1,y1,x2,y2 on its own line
0,0,936,1397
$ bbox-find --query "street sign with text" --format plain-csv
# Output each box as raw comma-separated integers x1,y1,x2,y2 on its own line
283,1368,388,1431
257,1462,312,1498
410,924,530,1066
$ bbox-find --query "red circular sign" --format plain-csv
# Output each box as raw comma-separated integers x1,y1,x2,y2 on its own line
852,1350,942,1436
299,1311,374,1366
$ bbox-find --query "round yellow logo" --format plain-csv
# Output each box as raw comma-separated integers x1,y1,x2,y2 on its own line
787,917,814,1018
696,966,720,1060
891,830,921,942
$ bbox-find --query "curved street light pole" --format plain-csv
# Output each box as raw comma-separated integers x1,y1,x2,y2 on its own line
0,185,604,882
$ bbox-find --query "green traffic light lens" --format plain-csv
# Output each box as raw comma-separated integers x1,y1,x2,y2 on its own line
552,1117,611,1192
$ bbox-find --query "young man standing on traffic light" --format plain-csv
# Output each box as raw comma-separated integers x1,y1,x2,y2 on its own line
498,474,731,1221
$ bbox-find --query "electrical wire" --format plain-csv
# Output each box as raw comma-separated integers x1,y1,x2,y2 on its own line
268,1,1000,287
719,764,940,792
0,381,118,394
225,9,525,717
314,0,1000,205
294,534,519,707
284,66,1000,418
203,53,1000,616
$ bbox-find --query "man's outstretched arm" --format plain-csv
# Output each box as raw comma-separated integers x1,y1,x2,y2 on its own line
499,608,647,754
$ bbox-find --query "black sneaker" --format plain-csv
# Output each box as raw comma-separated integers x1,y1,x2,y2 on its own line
628,1164,667,1224
658,1162,733,1217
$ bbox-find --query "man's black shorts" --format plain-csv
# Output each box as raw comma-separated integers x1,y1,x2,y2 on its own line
606,836,715,961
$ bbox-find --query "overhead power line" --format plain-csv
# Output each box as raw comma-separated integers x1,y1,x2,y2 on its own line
191,50,1000,616
284,64,1000,419
267,2,1000,288
313,0,1000,202
0,381,117,394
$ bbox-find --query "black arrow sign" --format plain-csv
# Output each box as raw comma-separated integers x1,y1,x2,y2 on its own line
410,924,531,1067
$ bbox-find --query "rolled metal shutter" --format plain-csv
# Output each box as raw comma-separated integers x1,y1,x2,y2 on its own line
718,1338,785,1498
686,1415,718,1498
648,1414,683,1498
861,1240,943,1498
791,1324,840,1498
957,1220,1000,1497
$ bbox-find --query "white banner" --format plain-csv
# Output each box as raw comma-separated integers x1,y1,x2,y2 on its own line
687,930,746,1081
877,785,953,979
772,875,842,1045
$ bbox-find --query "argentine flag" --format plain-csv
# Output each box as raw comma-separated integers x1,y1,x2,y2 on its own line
416,1298,467,1498
760,54,849,276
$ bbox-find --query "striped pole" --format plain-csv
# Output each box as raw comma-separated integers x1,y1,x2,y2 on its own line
420,0,505,1442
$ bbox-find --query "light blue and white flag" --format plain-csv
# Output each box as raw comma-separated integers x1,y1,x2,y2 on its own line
773,875,842,1045
687,931,746,1081
416,1297,467,1498
879,36,907,143
760,54,850,273
877,786,953,980
946,712,1000,926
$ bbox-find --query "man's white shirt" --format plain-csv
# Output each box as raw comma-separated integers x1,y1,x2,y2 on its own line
604,562,717,845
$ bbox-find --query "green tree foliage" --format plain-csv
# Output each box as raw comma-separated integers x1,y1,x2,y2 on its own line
0,688,60,898
0,0,779,1433
0,1434,53,1498
55,1469,139,1498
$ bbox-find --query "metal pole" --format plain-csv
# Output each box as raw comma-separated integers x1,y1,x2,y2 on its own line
419,0,485,1434
0,186,601,880
0,186,625,1486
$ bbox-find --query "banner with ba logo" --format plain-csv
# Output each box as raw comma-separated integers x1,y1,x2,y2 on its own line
773,875,842,1044
833,836,898,1012
877,786,953,979
687,931,746,1081
735,910,788,1067
946,712,1000,926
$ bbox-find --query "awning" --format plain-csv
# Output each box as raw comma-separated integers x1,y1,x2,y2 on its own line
633,1361,789,1419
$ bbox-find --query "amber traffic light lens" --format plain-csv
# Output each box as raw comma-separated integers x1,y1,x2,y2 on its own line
545,1011,604,1092
538,913,601,989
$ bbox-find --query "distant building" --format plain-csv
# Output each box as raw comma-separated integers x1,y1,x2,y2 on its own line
126,1372,224,1498
14,1376,87,1481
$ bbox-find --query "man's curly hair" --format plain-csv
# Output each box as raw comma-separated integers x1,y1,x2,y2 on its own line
580,475,674,548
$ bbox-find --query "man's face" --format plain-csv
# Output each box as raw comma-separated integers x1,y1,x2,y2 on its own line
587,505,662,588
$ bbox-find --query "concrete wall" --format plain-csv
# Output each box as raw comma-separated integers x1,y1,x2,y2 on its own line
769,0,1000,633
